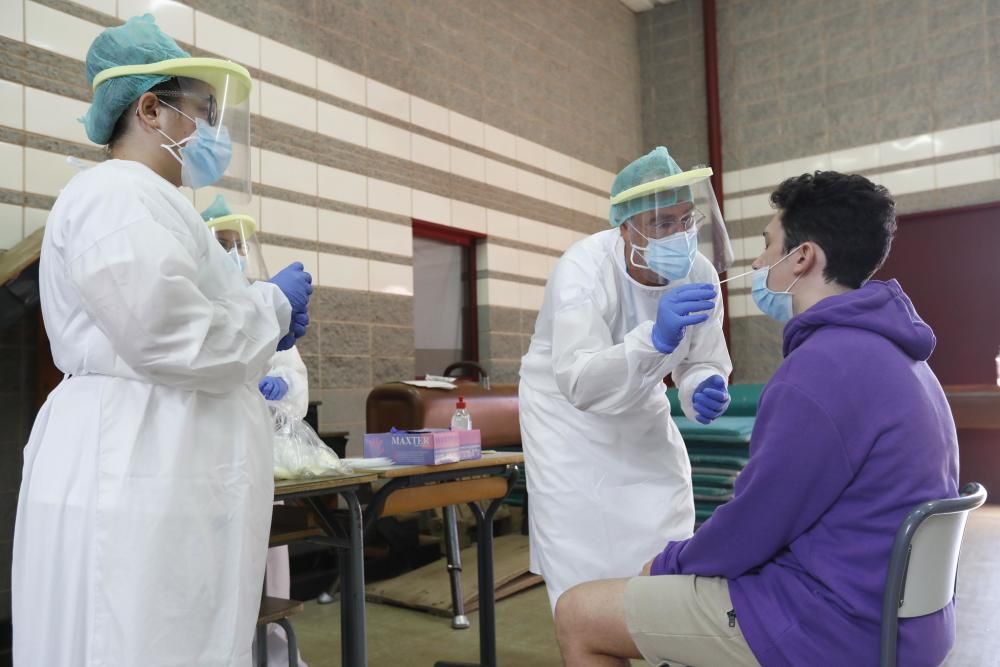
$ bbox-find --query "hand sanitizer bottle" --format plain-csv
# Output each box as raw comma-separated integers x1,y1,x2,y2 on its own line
451,396,472,430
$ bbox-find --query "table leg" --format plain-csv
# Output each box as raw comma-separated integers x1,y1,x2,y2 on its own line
444,505,470,629
346,490,368,666
306,491,368,666
253,624,267,667
474,493,509,667
435,466,518,667
338,545,351,661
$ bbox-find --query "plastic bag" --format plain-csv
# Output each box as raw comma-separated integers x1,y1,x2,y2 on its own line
271,405,351,479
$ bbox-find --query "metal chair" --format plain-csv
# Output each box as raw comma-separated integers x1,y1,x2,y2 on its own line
880,482,988,667
252,596,304,667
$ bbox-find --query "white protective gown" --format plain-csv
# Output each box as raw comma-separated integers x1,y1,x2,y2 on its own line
261,348,309,667
12,159,292,666
519,228,731,610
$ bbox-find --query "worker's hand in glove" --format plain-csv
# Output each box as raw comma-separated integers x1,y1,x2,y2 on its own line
290,309,309,339
276,333,296,351
651,283,716,354
259,376,289,401
276,310,309,351
692,374,730,425
269,262,313,311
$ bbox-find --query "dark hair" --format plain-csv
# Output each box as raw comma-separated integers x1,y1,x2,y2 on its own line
106,77,180,151
770,171,897,289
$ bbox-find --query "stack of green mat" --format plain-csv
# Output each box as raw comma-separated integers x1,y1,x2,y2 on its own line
667,384,764,528
688,451,746,526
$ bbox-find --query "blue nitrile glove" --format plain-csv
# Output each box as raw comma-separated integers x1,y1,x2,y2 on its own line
651,283,717,354
269,262,313,311
276,333,296,351
259,376,289,401
276,310,309,351
290,309,309,339
692,375,730,425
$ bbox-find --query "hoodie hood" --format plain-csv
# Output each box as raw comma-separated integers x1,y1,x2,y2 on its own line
783,279,936,361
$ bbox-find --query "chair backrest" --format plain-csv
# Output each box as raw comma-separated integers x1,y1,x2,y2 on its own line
880,482,988,667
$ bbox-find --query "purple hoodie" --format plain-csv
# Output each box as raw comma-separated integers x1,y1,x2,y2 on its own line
650,280,959,666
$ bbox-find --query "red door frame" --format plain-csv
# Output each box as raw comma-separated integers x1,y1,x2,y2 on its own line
702,0,731,351
411,219,487,363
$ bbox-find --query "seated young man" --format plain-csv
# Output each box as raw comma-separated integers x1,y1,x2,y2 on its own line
554,171,959,667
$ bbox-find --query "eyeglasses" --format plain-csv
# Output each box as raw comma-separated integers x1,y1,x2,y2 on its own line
215,237,247,254
636,209,705,238
156,91,217,127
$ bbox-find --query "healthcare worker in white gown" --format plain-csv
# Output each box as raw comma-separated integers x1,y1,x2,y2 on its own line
519,147,735,610
12,15,314,666
202,196,309,667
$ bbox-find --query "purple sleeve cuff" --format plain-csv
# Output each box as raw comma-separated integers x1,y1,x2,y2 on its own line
648,539,688,576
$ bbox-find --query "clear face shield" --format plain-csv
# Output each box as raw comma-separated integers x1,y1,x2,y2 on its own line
206,216,268,281
156,71,251,202
93,58,253,201
612,168,734,284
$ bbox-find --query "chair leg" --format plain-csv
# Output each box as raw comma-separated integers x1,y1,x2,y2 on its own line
443,505,470,629
252,624,268,667
276,618,298,667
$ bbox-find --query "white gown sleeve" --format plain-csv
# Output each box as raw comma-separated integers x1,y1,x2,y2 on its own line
264,347,309,421
671,268,733,420
68,213,292,394
549,258,680,416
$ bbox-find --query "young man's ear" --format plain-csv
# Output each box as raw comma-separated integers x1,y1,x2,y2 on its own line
792,242,819,276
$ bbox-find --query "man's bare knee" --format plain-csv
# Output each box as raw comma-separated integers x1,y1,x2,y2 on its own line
558,579,639,664
555,585,583,645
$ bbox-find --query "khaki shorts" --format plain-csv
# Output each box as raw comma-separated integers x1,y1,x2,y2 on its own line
624,575,760,667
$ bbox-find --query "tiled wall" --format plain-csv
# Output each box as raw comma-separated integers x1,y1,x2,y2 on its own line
0,0,643,473
683,0,1000,382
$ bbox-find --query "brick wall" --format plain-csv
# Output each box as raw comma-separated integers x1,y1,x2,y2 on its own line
638,0,709,170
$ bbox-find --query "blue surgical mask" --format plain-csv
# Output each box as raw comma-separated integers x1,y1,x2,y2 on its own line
751,247,803,322
630,227,698,281
157,102,233,189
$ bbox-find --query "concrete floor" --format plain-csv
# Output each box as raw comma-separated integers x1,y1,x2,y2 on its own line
291,506,1000,666
294,584,561,666
941,505,1000,667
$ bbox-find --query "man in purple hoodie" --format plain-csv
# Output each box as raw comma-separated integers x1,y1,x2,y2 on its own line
554,171,960,667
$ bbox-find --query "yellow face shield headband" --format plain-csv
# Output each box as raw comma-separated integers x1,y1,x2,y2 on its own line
609,167,714,206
